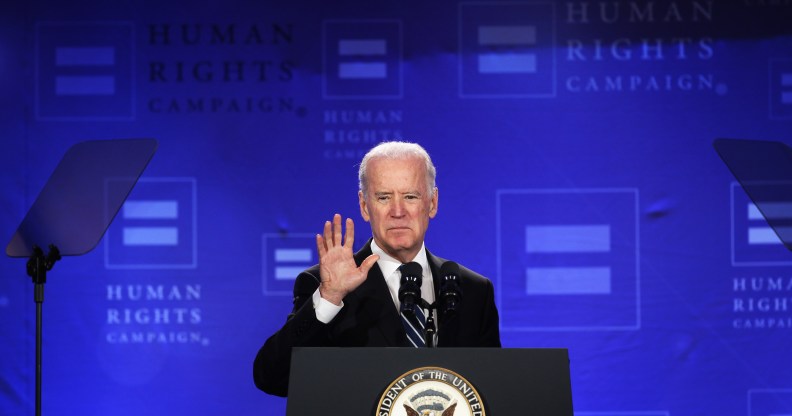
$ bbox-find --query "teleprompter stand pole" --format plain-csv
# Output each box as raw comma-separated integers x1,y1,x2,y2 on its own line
26,244,60,416
5,138,158,416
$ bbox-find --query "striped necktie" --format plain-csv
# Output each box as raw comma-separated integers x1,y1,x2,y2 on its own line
402,303,426,347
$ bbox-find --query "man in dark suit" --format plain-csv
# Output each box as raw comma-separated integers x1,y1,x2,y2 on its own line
253,141,501,397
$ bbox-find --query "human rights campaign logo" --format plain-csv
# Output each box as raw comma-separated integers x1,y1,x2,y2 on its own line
104,178,197,269
322,20,403,99
458,2,556,98
731,182,792,266
35,22,134,120
496,188,640,331
770,60,792,120
262,234,317,295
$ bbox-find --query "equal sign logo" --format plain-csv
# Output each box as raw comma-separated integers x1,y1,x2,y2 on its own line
781,72,792,105
458,2,556,98
54,47,116,96
524,225,611,295
262,234,317,295
747,203,783,245
105,178,196,269
477,25,537,74
322,20,402,99
746,202,792,247
771,60,792,119
121,200,179,247
337,39,388,79
731,182,792,266
496,188,639,330
36,22,134,120
273,248,313,280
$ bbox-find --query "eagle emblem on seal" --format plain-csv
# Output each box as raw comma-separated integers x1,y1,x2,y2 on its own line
402,388,457,416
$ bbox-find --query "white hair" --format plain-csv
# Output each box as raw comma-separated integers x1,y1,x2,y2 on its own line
358,141,437,197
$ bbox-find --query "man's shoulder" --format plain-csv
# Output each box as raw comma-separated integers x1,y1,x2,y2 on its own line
427,250,491,286
456,262,486,279
293,264,322,296
300,263,321,275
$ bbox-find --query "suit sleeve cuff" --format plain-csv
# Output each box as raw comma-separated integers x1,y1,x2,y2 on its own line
312,288,343,324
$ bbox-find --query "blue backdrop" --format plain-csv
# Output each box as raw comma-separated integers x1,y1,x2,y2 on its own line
2,0,792,415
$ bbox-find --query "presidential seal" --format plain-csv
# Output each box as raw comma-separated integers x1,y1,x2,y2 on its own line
376,367,486,416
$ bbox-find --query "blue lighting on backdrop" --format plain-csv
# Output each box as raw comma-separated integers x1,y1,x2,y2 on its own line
1,0,792,415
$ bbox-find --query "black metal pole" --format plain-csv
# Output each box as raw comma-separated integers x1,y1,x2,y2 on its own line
420,299,436,348
26,245,59,416
35,287,43,416
425,312,435,348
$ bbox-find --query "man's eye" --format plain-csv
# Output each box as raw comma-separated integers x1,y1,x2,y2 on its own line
377,195,390,202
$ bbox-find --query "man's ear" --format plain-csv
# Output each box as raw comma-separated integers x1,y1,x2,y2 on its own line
429,187,438,219
359,191,371,222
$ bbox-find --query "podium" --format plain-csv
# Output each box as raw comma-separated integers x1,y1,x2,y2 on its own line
286,347,573,415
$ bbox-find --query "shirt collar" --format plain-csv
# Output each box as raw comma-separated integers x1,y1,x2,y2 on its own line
370,239,429,279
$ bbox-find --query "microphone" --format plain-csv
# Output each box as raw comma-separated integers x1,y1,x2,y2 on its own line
398,262,423,318
438,261,462,316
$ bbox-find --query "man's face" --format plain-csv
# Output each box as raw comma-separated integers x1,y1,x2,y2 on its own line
359,157,438,263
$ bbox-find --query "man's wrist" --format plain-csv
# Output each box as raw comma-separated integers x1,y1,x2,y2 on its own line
312,288,343,324
318,286,344,306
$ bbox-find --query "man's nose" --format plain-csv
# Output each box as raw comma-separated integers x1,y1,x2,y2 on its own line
389,198,405,217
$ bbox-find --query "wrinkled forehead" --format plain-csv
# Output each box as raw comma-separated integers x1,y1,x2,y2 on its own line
366,157,428,190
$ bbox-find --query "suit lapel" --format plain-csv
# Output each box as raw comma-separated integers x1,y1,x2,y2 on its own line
342,240,411,347
426,249,444,295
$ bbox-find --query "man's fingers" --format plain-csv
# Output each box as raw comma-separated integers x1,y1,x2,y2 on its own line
316,234,326,258
344,218,354,249
323,220,332,247
359,254,380,276
332,214,342,246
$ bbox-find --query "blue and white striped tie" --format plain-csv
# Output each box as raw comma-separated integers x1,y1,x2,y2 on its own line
402,304,426,347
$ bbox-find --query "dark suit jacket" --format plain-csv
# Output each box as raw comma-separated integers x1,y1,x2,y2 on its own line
253,239,501,397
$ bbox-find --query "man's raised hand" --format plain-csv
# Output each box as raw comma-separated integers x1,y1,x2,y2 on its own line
315,214,379,305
